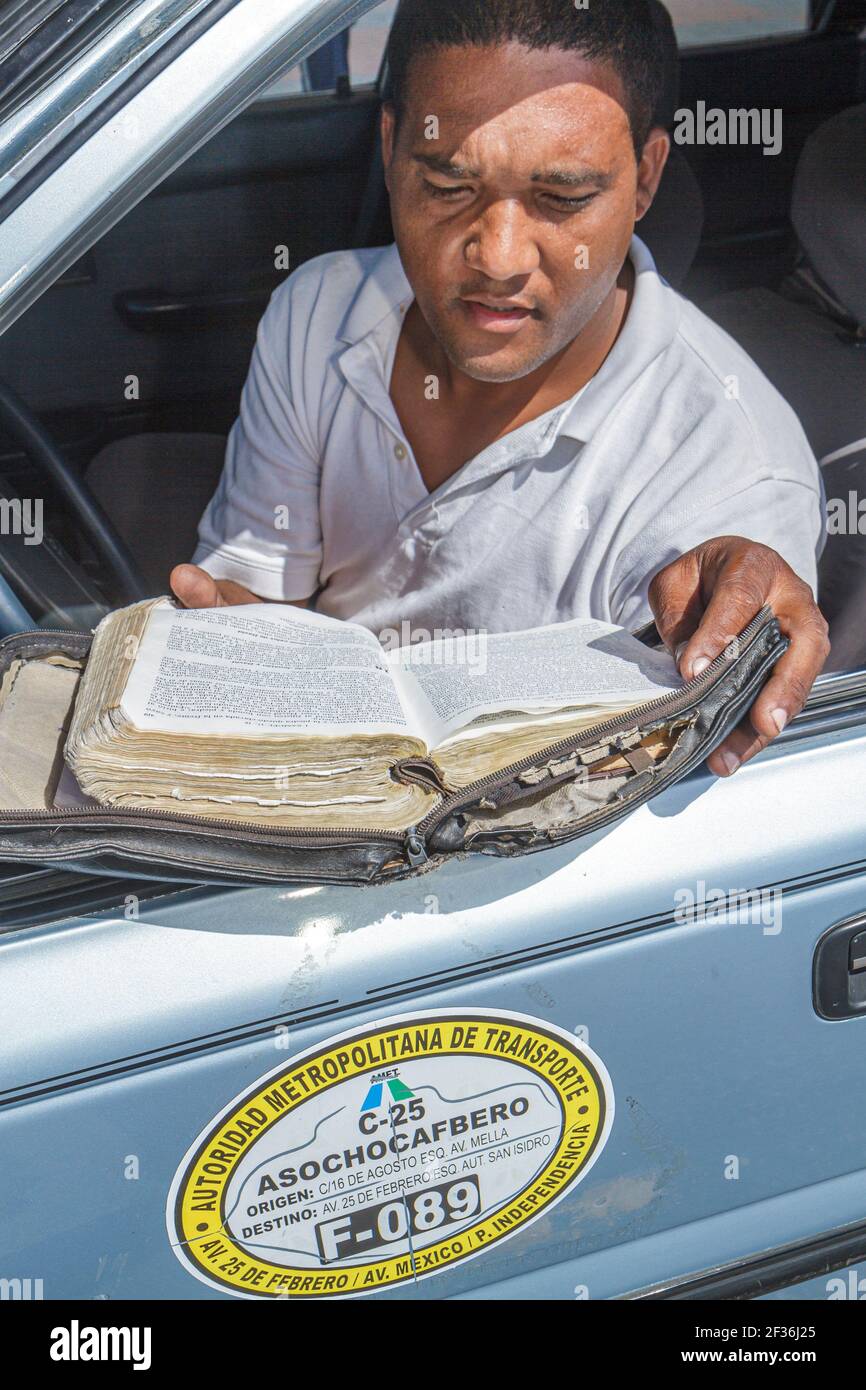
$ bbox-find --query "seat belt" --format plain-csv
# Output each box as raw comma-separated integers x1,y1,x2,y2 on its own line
350,57,392,250
351,120,388,249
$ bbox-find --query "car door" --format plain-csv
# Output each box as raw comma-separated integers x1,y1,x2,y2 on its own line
1,0,866,1303
2,684,866,1301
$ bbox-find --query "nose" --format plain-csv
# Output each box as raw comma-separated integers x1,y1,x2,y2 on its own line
464,199,540,283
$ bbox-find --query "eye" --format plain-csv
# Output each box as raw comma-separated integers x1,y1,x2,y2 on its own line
423,179,471,200
543,192,599,212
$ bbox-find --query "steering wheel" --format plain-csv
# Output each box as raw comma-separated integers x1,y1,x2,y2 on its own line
0,379,149,605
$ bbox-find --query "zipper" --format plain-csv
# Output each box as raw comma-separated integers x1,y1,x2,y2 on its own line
0,608,778,872
0,801,406,844
412,606,780,840
404,828,428,867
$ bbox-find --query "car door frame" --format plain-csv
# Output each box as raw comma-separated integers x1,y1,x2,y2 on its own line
0,0,381,337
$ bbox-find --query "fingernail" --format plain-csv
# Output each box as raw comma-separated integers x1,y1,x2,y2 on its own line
720,750,740,775
770,707,788,734
692,656,711,677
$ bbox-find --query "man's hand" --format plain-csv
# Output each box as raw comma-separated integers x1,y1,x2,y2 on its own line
649,537,830,777
170,563,263,608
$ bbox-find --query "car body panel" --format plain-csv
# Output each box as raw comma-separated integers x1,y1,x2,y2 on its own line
759,1264,866,1301
3,722,866,1298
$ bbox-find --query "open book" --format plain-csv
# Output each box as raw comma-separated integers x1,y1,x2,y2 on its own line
64,599,681,830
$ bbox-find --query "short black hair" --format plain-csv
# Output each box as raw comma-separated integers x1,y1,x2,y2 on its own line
386,0,668,154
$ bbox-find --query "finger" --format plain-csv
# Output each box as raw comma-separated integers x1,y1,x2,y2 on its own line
647,551,706,658
706,604,829,774
216,579,263,605
169,563,224,609
746,614,830,736
678,567,767,680
707,716,772,777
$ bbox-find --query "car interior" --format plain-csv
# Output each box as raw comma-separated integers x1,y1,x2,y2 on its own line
0,3,863,643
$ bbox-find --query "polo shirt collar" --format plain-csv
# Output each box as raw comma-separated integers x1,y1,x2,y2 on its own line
337,243,413,345
557,234,682,441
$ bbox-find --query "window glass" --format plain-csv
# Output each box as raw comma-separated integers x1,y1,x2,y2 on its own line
666,0,810,48
259,2,813,99
260,0,397,98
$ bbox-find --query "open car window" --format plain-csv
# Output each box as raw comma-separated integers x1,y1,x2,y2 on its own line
667,0,811,47
257,0,395,97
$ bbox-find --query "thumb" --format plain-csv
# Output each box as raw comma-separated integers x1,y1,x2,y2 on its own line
170,563,226,609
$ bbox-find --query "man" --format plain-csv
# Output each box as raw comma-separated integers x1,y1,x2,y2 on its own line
172,0,829,777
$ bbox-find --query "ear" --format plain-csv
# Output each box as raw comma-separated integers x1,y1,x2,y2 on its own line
635,126,671,221
381,102,397,194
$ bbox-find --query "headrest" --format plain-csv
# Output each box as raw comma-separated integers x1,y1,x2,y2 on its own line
792,104,866,328
642,0,703,285
639,145,704,288
648,0,680,130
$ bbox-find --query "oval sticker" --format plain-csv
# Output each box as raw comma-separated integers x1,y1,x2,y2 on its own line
167,1008,614,1298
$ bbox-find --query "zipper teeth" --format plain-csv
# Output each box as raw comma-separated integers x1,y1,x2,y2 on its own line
0,608,776,853
415,607,776,834
0,803,405,842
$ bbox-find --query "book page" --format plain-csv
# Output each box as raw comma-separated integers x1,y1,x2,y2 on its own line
121,604,420,738
388,618,681,748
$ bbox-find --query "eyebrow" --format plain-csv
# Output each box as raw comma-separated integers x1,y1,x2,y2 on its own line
535,167,613,190
412,153,612,189
413,153,481,178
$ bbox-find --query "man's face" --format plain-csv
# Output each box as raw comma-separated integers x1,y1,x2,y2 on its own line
382,42,668,383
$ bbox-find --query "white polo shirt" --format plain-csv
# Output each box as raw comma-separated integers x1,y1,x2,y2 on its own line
194,236,823,637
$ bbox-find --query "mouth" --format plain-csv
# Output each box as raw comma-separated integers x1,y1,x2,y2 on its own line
460,297,535,334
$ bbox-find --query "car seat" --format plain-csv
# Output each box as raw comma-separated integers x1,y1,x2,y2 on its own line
638,0,704,288
708,105,866,672
84,432,227,596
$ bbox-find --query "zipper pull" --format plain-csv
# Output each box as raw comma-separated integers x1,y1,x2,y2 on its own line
404,827,428,867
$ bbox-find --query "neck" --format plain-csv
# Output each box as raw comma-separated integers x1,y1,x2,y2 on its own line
412,256,634,419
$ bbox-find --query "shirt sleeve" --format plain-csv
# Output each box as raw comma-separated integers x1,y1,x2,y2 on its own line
192,280,323,601
610,475,825,631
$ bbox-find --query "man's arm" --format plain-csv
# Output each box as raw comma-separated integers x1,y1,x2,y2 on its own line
170,563,309,609
649,536,830,776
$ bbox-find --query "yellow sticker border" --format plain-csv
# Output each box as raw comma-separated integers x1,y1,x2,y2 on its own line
168,1009,613,1299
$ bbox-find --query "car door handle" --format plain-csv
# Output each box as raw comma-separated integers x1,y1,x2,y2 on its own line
814,914,866,1019
114,285,276,333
